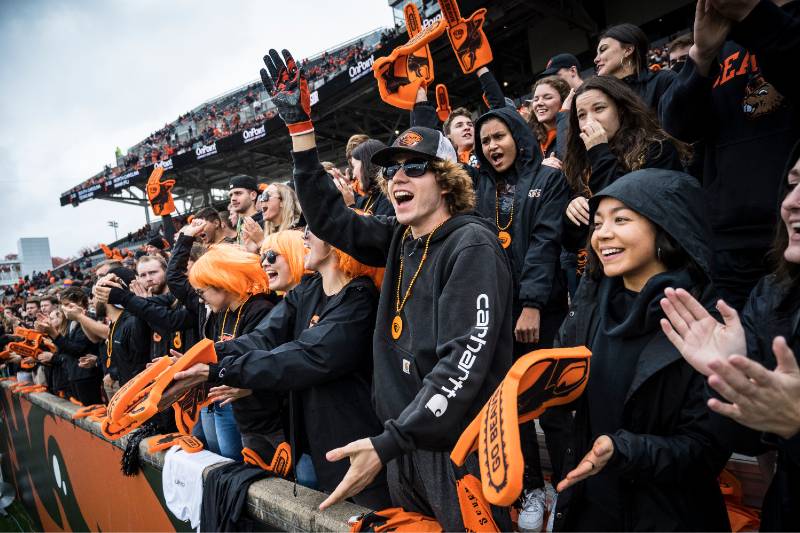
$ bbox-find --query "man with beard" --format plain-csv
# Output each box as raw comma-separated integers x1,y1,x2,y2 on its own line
193,207,237,245
228,176,264,245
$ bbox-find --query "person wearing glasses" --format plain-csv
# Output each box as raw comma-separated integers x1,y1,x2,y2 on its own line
250,49,515,530
169,226,391,508
240,183,303,254
167,223,283,462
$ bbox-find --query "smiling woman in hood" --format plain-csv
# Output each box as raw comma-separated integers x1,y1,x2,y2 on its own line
552,169,730,532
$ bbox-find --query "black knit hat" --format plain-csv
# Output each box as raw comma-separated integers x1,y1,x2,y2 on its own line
147,236,165,250
108,267,137,288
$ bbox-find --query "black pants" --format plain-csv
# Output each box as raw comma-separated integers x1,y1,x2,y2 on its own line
386,449,513,531
513,303,569,490
712,247,769,311
70,376,103,406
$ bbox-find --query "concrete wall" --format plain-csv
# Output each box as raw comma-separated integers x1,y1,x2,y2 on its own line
0,382,369,532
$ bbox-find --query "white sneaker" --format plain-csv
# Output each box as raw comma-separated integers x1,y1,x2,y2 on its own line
518,487,546,532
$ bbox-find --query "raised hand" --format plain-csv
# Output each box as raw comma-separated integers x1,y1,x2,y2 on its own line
690,0,733,75
660,287,746,376
260,49,313,136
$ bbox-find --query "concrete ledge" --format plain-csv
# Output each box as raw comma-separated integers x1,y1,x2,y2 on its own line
2,381,369,532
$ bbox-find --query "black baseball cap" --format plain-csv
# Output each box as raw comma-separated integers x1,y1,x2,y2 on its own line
229,176,259,192
371,127,457,167
541,53,581,77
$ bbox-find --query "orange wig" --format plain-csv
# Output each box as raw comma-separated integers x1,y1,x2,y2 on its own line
332,247,384,289
188,244,268,300
261,230,309,288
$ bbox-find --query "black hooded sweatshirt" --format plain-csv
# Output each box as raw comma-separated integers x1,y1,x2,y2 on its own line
552,169,730,532
659,0,800,252
473,106,570,313
623,68,676,112
291,147,514,465
208,273,390,509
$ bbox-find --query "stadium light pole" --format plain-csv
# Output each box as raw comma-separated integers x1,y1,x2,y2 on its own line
108,220,119,241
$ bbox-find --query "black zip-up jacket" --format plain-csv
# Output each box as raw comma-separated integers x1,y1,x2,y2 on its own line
292,147,514,465
166,234,284,456
209,274,389,505
53,321,100,382
659,0,800,251
561,139,685,253
473,106,570,311
105,311,152,385
107,289,200,358
552,169,730,531
621,68,676,112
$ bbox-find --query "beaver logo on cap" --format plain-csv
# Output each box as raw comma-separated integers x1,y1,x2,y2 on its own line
397,131,423,147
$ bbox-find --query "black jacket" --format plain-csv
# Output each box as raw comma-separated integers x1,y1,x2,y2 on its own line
660,0,800,251
355,189,395,217
561,139,685,253
108,289,200,359
622,68,676,111
292,147,514,465
211,274,387,502
738,275,800,531
473,106,570,312
104,311,152,385
53,321,99,382
552,170,730,532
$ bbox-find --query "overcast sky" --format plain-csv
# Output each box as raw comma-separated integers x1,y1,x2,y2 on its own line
0,0,394,259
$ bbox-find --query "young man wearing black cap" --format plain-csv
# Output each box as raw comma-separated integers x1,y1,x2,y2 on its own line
260,49,514,530
228,176,264,245
540,53,583,90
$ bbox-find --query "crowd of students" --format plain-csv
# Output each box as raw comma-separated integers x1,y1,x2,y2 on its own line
2,1,799,530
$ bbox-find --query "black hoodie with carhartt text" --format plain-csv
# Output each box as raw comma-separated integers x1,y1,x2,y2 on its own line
291,146,515,465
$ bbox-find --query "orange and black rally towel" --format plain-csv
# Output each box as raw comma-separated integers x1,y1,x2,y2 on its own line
451,346,591,506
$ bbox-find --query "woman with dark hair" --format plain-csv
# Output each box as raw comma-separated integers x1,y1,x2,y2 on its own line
595,23,676,110
552,169,730,532
561,76,691,254
351,139,394,217
660,142,800,530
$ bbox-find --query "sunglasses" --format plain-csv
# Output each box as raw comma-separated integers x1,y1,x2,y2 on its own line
260,191,280,203
261,250,279,265
383,160,429,180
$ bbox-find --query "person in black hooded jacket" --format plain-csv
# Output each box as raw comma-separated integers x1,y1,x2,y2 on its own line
659,0,800,310
172,228,391,510
257,47,514,530
660,141,800,531
551,169,731,531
